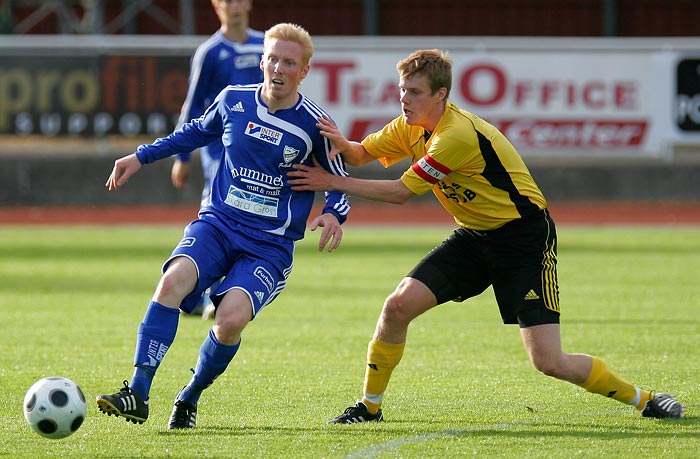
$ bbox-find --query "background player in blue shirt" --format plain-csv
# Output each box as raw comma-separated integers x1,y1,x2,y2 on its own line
173,0,265,319
172,0,264,203
96,23,350,430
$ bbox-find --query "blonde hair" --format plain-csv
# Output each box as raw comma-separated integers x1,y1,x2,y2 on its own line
397,49,452,99
264,23,314,65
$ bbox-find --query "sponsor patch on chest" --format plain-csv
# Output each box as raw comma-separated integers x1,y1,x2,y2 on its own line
235,54,261,69
245,122,282,145
225,184,279,217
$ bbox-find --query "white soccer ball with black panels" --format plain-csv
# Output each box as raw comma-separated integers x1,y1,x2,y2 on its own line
23,376,87,439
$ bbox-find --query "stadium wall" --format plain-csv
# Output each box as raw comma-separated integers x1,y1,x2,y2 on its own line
1,153,698,206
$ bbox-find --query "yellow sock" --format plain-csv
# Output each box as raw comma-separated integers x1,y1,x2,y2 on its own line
578,356,652,410
361,339,405,414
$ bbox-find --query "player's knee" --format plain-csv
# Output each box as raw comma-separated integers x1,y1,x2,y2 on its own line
213,302,251,343
530,355,564,378
157,257,197,297
212,321,243,345
382,291,413,323
382,278,433,324
157,269,195,300
217,312,247,332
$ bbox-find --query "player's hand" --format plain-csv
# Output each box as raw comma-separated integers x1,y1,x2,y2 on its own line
316,115,348,161
105,153,142,191
288,156,336,191
171,160,190,189
309,212,343,252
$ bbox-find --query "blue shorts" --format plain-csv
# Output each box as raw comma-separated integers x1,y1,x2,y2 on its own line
164,214,294,317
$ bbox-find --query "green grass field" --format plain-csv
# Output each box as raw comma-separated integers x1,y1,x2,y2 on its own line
0,224,698,458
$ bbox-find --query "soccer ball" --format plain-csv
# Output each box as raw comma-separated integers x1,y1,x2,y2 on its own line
23,377,87,439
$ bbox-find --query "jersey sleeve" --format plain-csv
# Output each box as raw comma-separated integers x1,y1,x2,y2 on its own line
321,191,350,224
315,135,351,224
400,128,478,195
361,116,412,167
136,99,224,165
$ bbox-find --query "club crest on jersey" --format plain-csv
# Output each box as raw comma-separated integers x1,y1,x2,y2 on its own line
278,145,299,168
217,49,230,61
245,122,282,145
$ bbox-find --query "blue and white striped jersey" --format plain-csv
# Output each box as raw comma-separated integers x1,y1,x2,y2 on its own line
136,84,351,241
176,29,264,164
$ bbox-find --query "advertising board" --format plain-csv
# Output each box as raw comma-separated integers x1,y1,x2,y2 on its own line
1,35,699,158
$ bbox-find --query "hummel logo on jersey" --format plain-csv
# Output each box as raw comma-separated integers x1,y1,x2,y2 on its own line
524,290,540,300
177,237,196,248
230,101,244,112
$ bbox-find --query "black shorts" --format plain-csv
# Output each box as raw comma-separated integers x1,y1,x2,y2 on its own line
407,209,560,327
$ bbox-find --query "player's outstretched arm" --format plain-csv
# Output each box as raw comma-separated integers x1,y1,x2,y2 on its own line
309,212,343,252
106,153,142,191
316,115,374,166
289,157,416,205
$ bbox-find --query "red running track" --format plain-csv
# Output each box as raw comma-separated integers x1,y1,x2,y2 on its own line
0,202,698,226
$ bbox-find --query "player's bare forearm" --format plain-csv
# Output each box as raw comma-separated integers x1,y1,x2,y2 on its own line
341,143,375,167
332,177,415,204
289,164,415,205
316,115,374,166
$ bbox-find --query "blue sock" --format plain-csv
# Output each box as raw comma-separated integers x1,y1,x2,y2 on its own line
130,301,180,399
179,328,240,405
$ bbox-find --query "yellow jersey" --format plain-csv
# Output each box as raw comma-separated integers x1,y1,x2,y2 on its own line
361,102,547,230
